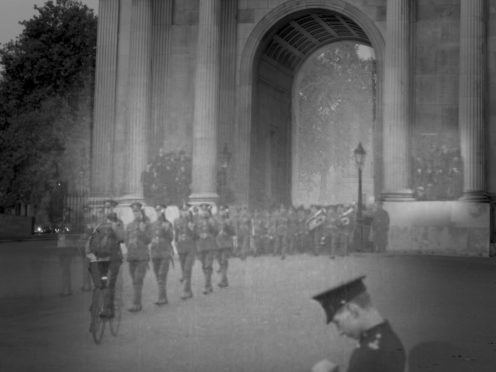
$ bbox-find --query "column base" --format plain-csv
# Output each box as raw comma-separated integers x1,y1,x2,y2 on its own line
459,191,491,203
189,192,219,206
380,189,415,202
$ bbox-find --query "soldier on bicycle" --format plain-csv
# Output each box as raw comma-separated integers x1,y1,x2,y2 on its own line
86,212,125,320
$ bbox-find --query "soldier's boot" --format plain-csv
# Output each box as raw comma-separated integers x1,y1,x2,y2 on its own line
128,285,142,312
155,285,168,305
181,277,193,300
203,269,213,295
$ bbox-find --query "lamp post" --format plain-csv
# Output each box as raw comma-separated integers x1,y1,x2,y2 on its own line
353,143,366,251
219,144,232,204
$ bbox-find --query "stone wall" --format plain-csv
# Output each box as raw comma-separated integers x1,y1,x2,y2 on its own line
385,201,491,257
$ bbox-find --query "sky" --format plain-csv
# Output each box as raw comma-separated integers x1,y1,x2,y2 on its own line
0,0,99,46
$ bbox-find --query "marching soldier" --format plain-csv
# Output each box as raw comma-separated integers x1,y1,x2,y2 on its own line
149,204,174,305
125,202,151,312
237,206,251,260
333,204,351,256
86,212,125,319
275,205,289,260
265,209,277,255
196,204,218,294
287,206,297,256
251,209,265,257
174,206,197,300
320,206,337,258
294,206,307,254
307,205,326,256
371,202,390,253
215,206,235,288
80,205,97,292
312,275,406,372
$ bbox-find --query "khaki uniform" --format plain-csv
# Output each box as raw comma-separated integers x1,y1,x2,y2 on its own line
174,215,197,298
125,219,151,308
196,215,218,292
275,210,289,259
215,215,235,287
237,212,251,260
149,219,174,303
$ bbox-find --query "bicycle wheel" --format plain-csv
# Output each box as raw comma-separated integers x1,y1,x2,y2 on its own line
109,268,123,336
90,289,106,344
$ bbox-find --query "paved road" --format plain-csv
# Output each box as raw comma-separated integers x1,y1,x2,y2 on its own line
1,252,496,372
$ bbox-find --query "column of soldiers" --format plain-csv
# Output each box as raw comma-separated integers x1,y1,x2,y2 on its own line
81,199,389,314
226,202,389,259
82,200,239,313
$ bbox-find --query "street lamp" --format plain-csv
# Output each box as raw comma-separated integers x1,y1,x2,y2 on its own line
353,142,366,251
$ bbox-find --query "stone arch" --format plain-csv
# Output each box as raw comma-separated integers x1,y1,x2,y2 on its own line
234,0,385,204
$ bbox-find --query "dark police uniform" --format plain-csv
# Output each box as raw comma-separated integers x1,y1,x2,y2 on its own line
313,276,406,372
348,321,405,372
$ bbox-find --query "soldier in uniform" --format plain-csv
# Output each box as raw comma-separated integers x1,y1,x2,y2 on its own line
320,205,337,258
195,204,218,294
251,209,265,257
237,206,251,260
174,206,197,300
86,212,125,319
275,205,289,260
101,199,119,223
333,204,351,256
312,276,406,372
370,202,390,253
80,205,97,292
215,206,235,288
149,204,174,305
125,202,151,312
294,206,307,254
265,209,277,255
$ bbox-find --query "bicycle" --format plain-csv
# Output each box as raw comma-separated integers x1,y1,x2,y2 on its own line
89,267,123,344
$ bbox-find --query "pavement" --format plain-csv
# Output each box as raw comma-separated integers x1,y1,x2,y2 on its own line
1,250,496,372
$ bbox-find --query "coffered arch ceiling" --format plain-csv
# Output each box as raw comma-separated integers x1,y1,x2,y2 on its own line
261,10,371,72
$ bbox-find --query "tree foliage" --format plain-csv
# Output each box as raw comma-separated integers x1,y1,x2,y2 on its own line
296,42,375,199
0,0,97,211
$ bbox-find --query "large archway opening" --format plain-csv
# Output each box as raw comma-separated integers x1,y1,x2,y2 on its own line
293,41,376,206
247,7,381,208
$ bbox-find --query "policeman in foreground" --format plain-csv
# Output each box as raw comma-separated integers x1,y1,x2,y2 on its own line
312,275,405,372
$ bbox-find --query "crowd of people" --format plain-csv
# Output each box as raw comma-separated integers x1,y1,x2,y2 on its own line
412,144,463,200
79,199,390,323
141,148,192,207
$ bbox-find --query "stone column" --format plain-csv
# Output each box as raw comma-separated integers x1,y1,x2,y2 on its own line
190,0,221,204
113,0,132,196
381,0,413,200
218,0,238,147
124,0,152,198
459,0,488,201
150,0,173,158
91,0,120,196
217,0,238,204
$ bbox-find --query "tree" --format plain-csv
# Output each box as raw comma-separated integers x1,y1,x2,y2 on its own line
0,0,97,215
296,42,375,203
